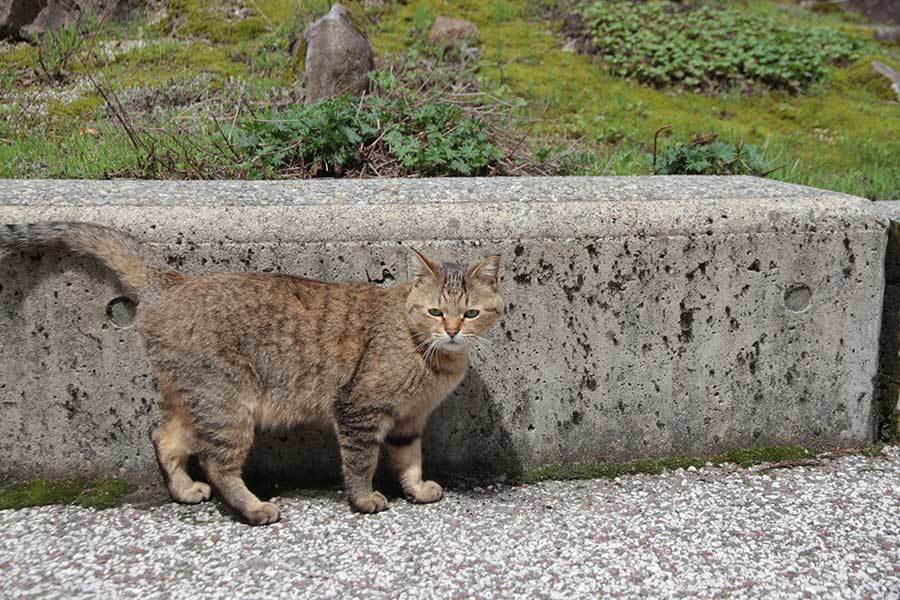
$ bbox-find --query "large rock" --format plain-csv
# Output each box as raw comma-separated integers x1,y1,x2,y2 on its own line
0,0,41,39
846,0,900,25
0,177,888,492
2,0,137,40
303,3,374,105
800,0,900,25
20,0,77,39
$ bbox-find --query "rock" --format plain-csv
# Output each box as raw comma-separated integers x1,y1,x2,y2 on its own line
874,25,900,42
801,0,900,25
427,16,477,45
872,60,900,101
0,0,41,39
845,0,900,26
20,2,79,39
303,3,375,105
2,0,138,40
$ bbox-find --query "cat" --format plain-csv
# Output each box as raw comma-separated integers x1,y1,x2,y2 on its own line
1,222,503,525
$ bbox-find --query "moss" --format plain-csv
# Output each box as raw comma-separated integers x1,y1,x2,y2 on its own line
834,54,899,101
0,478,132,510
514,445,812,485
46,94,104,119
0,42,39,69
165,0,270,43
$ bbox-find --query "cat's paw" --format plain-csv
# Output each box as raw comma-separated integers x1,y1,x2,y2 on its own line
412,480,443,504
351,491,389,514
174,482,212,504
244,502,281,526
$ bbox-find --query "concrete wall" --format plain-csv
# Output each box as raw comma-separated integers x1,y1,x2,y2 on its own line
0,177,888,489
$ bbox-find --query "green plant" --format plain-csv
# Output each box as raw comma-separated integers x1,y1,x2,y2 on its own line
383,102,504,175
229,95,504,177
37,23,84,82
655,136,776,176
582,1,864,93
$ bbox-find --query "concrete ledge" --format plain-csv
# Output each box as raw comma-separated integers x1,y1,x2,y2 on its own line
0,177,888,487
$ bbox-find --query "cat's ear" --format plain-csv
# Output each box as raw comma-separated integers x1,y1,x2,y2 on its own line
468,255,501,288
411,248,441,281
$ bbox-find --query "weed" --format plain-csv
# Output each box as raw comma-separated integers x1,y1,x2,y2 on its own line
655,134,776,176
230,94,504,177
37,24,84,82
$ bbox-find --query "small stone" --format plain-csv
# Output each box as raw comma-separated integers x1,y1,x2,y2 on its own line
687,466,697,472
427,16,477,45
874,25,900,42
872,61,900,101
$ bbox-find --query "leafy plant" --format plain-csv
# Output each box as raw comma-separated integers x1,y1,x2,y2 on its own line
655,135,776,176
229,95,504,177
582,1,864,93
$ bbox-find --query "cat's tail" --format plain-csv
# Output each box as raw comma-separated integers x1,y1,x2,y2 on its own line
1,222,176,296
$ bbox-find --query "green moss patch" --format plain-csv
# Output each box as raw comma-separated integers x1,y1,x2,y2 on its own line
0,478,132,510
515,445,812,484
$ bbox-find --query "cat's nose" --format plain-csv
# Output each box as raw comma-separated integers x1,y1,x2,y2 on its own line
446,328,460,339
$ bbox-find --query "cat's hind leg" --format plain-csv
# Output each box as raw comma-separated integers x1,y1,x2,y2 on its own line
152,393,211,504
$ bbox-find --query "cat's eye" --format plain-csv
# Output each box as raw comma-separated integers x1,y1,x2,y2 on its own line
428,308,443,317
464,309,480,319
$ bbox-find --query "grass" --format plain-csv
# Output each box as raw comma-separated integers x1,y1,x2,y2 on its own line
0,478,132,510
0,0,898,197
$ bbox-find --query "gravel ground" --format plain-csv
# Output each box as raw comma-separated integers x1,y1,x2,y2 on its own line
1,448,899,600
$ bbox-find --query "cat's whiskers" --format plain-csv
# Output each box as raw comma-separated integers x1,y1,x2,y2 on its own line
461,332,491,353
466,333,493,346
421,335,442,367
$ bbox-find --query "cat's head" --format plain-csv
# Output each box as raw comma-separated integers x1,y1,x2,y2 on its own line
404,250,503,355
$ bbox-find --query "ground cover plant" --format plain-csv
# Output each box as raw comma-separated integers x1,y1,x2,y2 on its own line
0,0,897,197
582,1,864,93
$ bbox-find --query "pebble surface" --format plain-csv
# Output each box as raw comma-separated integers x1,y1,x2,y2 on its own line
2,448,898,599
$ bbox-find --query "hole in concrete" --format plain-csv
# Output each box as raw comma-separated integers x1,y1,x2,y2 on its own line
106,296,137,328
784,284,812,312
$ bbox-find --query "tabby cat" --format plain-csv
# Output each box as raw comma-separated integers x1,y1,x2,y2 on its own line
1,222,503,525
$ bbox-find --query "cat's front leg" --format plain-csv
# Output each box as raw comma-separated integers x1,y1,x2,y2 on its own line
386,428,443,504
334,407,392,514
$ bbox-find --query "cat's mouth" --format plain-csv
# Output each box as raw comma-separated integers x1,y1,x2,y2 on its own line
440,339,468,353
